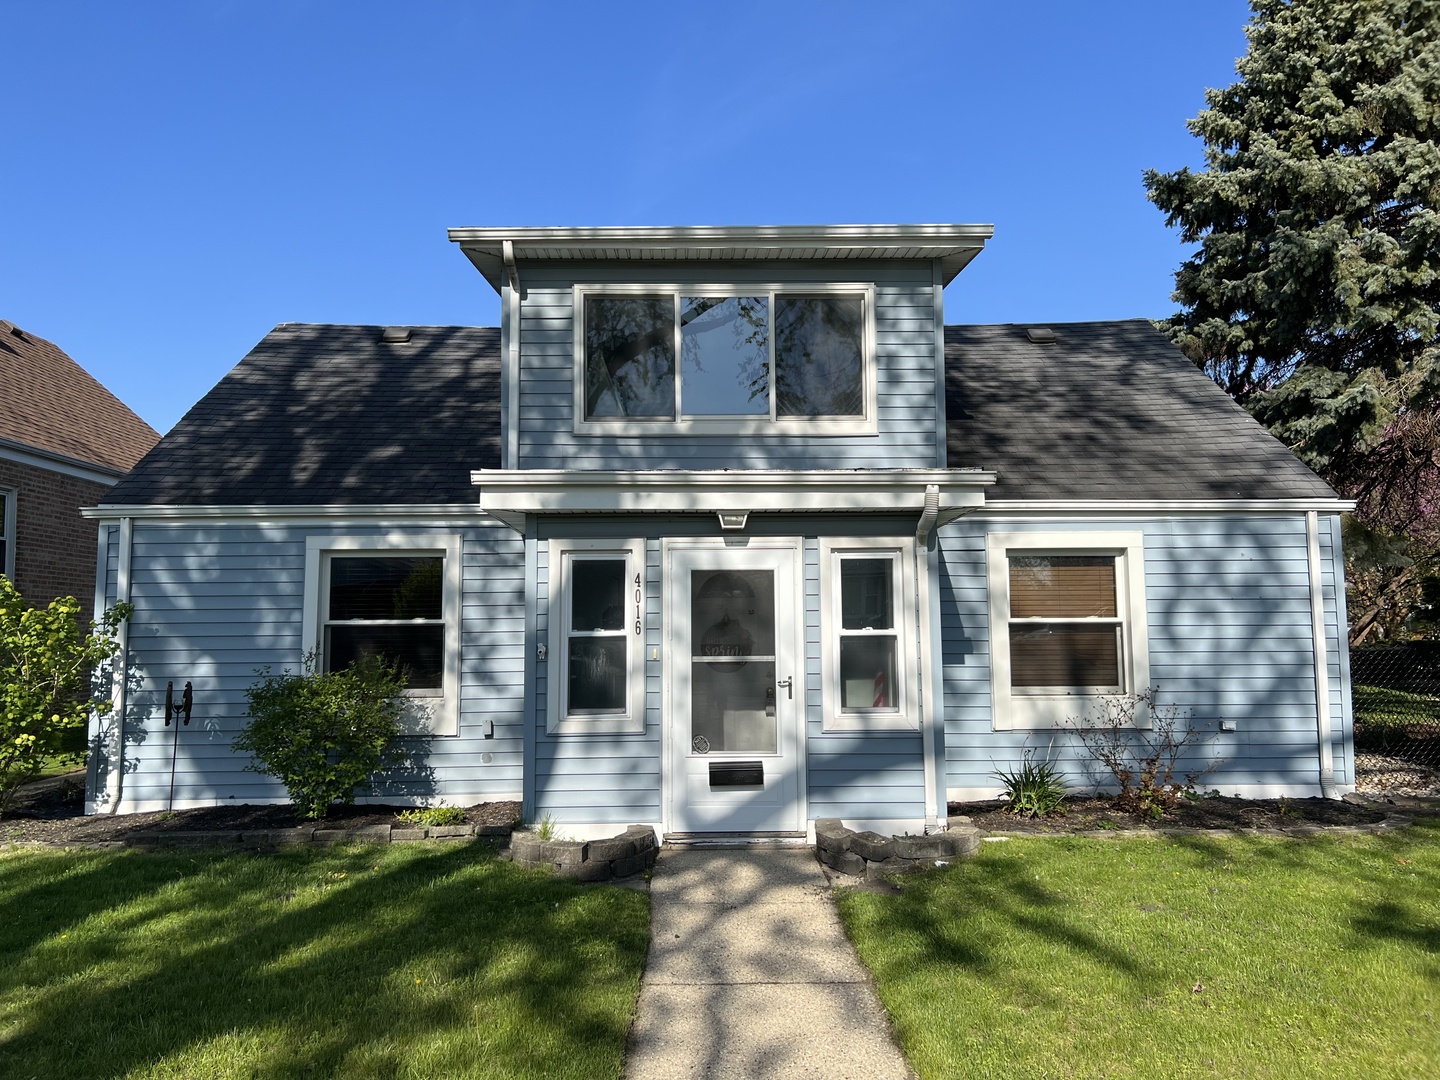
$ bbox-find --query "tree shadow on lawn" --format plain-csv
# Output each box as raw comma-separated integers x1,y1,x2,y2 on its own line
1163,821,1440,973
0,843,650,1079
851,848,1149,1001
848,823,1440,1007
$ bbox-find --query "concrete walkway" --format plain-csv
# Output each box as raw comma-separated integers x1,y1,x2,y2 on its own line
624,847,914,1079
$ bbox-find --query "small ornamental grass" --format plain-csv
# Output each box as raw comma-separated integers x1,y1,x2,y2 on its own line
234,654,407,819
993,753,1068,817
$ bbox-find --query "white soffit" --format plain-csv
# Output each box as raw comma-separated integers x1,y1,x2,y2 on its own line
447,224,995,291
471,468,995,522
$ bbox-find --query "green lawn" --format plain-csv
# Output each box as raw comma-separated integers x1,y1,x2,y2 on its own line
0,842,649,1079
1354,683,1440,728
838,821,1440,1079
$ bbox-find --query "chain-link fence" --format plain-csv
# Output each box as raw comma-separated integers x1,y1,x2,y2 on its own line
1351,643,1440,768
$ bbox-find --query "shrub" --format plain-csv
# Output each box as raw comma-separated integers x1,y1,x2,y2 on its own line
0,576,130,815
396,805,466,827
994,752,1068,817
234,654,407,820
1068,689,1217,819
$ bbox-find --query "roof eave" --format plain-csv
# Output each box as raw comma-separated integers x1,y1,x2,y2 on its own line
447,224,996,292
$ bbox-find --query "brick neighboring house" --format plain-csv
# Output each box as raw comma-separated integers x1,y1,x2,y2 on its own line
0,319,158,607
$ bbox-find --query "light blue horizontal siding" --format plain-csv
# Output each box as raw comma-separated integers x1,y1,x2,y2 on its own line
515,260,942,470
803,537,926,823
937,515,1354,796
530,538,664,824
97,521,526,809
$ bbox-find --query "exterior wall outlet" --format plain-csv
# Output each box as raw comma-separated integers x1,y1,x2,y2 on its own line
1219,720,1238,733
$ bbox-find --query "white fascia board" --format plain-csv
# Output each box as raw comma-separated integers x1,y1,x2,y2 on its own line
472,469,995,517
81,503,491,523
448,224,995,291
447,223,995,249
978,499,1356,515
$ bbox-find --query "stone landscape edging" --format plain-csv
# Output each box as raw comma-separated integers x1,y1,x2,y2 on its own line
507,825,659,881
972,814,1416,840
815,818,983,882
2,821,517,851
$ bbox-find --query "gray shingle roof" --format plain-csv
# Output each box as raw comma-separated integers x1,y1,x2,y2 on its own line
945,321,1337,500
104,318,1334,507
104,324,500,505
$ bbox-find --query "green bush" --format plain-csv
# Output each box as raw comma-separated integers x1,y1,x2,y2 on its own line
396,805,466,827
0,575,130,815
234,654,407,819
994,753,1068,817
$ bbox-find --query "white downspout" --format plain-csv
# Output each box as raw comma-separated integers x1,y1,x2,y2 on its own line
916,484,940,546
107,515,133,814
917,485,942,831
1306,511,1338,798
503,240,521,472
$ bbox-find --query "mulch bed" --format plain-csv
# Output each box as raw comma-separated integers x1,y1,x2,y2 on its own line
1,773,521,845
950,795,1401,834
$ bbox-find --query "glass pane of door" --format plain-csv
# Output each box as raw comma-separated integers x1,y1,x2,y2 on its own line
690,568,777,754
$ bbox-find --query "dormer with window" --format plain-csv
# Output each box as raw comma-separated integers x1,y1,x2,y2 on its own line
448,225,993,472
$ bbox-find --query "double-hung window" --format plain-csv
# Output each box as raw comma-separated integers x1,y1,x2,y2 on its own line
302,535,462,735
820,539,920,731
574,285,876,435
986,530,1150,729
547,539,646,734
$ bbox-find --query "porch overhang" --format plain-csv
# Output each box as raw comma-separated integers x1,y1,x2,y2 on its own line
471,468,996,535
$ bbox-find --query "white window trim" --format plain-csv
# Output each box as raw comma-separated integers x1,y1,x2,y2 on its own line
302,533,462,737
572,282,878,437
0,486,15,581
546,538,646,735
986,529,1150,731
819,538,921,732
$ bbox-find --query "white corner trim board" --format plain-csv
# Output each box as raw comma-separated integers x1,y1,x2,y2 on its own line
1306,510,1338,798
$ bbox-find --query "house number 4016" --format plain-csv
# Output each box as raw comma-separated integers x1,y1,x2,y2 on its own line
634,574,642,635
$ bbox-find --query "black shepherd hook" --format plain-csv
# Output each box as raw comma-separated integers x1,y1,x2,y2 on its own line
164,681,193,810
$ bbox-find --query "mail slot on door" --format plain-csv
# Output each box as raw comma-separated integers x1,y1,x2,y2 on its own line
709,761,764,787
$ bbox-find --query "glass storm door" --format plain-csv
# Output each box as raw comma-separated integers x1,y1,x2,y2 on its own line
668,542,802,834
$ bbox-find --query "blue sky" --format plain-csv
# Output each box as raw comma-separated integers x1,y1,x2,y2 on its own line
2,1,1253,433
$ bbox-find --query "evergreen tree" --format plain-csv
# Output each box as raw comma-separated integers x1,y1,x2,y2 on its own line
1145,0,1440,641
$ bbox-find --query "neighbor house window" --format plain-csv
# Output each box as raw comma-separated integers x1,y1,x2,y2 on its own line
302,535,462,736
0,488,13,582
547,539,646,734
820,539,919,731
575,285,875,435
986,530,1149,730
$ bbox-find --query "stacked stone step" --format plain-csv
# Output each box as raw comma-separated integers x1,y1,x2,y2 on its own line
814,818,981,882
509,824,659,881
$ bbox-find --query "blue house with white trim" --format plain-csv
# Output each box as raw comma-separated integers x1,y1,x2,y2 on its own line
85,225,1355,836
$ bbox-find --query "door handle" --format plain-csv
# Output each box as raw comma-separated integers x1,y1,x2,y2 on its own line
777,677,793,700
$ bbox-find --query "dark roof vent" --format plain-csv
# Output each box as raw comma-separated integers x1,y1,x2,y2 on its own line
1025,327,1056,344
380,327,412,344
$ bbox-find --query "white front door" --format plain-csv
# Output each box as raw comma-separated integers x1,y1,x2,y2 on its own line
667,541,803,834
